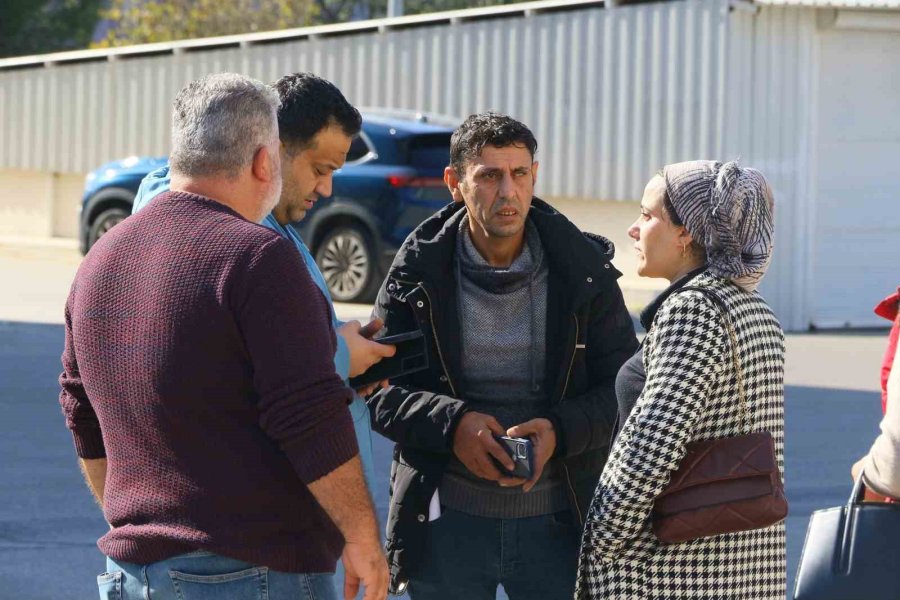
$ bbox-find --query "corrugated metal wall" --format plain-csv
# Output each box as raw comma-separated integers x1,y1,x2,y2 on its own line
0,0,732,202
726,4,818,330
0,0,824,328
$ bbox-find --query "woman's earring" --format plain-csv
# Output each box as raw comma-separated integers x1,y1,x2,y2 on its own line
681,242,687,258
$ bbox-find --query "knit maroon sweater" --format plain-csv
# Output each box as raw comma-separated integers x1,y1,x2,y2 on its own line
59,191,356,573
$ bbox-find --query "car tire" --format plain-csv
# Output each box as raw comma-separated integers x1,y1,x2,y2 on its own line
88,207,130,250
315,224,380,304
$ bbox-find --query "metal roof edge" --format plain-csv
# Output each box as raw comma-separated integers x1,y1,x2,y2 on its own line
0,0,606,72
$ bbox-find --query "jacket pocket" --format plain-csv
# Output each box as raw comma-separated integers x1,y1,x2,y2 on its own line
168,566,268,600
97,571,123,600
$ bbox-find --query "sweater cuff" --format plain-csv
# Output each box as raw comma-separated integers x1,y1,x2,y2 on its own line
863,450,900,500
445,403,471,451
72,427,106,459
543,412,567,458
283,405,360,484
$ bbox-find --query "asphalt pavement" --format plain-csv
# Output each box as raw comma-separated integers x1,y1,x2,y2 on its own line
0,241,888,599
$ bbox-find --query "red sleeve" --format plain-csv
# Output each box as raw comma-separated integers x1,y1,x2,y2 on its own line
881,322,899,414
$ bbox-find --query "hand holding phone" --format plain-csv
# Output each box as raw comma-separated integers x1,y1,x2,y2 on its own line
347,330,428,388
337,320,396,378
506,418,557,492
452,412,524,485
492,435,534,480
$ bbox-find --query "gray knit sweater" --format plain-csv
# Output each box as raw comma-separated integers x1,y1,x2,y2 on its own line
439,216,568,518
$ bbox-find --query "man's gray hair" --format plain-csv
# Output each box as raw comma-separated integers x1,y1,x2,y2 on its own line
170,73,281,178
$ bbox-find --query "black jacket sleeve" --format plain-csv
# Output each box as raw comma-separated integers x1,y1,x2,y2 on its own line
365,277,468,454
549,281,639,458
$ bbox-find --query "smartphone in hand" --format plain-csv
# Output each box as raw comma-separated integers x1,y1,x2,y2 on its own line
493,435,534,480
347,330,428,388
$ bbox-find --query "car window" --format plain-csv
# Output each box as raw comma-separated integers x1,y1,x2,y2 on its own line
346,135,372,162
404,133,452,169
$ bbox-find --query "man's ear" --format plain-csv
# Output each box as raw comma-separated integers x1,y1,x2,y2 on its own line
252,145,274,183
531,161,539,186
444,166,465,204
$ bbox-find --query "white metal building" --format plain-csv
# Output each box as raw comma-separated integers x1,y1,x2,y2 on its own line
0,0,898,330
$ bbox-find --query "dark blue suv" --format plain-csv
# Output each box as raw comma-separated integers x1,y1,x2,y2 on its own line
79,111,456,303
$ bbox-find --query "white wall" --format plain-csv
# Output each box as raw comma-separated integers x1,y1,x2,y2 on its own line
0,171,82,239
808,24,900,328
0,0,730,201
2,0,898,328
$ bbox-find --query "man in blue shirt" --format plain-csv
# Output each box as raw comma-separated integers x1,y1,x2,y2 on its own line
133,73,391,497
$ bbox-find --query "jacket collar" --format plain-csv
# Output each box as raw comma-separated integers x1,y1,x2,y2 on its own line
389,197,620,302
638,267,709,331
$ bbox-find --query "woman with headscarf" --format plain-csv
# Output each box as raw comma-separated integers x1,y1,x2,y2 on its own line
574,161,786,599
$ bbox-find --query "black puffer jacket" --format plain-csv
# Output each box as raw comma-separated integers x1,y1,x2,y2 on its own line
367,198,638,594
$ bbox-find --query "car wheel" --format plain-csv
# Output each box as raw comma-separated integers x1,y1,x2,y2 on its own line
88,207,129,250
315,224,378,304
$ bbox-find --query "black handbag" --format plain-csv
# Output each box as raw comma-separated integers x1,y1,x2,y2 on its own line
793,475,900,599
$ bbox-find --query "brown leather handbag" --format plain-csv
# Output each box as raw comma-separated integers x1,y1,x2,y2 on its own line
651,286,788,544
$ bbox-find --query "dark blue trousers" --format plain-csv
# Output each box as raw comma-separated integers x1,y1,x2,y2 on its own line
407,507,581,600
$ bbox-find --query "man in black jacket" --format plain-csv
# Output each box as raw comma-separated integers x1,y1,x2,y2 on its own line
367,113,638,599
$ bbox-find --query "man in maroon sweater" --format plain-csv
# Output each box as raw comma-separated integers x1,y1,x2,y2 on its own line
59,73,388,600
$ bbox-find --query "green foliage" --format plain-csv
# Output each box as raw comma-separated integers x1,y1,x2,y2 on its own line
0,0,104,59
96,0,522,46
1,0,524,57
94,0,318,48
314,0,520,23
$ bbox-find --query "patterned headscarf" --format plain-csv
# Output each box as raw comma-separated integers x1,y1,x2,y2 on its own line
662,160,774,292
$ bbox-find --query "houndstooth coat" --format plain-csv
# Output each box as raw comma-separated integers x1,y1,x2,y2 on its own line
575,272,786,599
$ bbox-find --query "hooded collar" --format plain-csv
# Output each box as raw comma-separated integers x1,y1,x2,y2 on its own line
388,197,620,300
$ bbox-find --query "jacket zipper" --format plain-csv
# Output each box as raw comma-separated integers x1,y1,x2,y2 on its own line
419,283,458,397
396,278,458,397
560,313,585,525
400,276,578,520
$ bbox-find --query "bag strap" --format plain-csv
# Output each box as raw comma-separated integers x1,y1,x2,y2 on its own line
673,285,750,432
848,473,868,506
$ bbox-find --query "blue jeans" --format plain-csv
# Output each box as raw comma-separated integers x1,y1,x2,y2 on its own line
98,551,337,600
407,508,581,600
